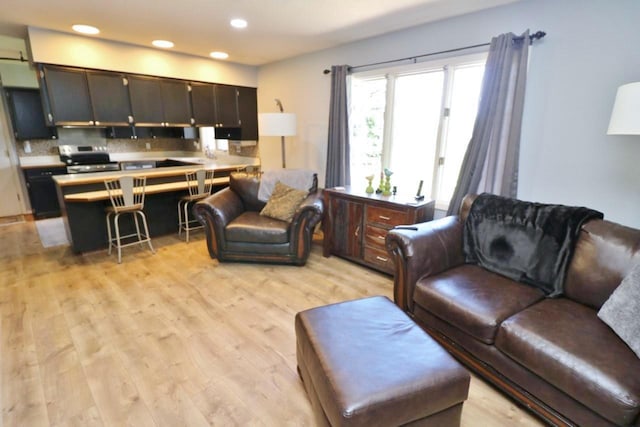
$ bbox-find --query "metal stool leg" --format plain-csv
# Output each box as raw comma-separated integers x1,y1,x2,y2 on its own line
106,211,113,256
138,210,155,253
183,199,191,242
114,212,123,264
133,211,143,247
178,199,184,237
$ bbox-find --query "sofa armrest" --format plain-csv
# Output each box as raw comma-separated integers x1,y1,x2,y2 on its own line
288,191,324,263
194,188,244,258
386,215,465,311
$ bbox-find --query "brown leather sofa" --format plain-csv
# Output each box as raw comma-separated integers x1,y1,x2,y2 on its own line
386,194,640,426
194,172,323,265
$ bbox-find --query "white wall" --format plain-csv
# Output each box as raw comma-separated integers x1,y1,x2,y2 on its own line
258,0,640,228
28,27,258,87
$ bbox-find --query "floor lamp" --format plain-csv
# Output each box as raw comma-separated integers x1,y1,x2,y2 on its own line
608,82,640,135
259,99,297,168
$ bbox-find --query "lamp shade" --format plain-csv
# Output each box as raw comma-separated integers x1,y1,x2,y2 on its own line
608,82,640,135
258,113,297,137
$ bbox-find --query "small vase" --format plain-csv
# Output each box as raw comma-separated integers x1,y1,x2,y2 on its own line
365,176,374,194
382,176,392,196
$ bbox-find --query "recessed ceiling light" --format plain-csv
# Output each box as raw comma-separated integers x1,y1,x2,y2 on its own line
152,40,174,48
72,24,100,35
210,51,229,60
230,19,248,29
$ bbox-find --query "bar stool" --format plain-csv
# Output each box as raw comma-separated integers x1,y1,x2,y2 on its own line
178,169,215,242
104,176,155,263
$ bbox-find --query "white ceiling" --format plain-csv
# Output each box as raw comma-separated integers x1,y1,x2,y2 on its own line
0,0,520,66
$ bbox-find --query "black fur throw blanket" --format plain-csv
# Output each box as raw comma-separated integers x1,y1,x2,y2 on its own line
463,193,603,296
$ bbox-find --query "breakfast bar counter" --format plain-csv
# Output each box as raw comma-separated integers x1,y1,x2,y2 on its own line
53,159,258,254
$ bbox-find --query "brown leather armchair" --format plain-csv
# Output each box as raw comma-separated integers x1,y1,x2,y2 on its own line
193,172,323,265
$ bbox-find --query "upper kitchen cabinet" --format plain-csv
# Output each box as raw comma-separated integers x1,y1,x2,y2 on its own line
190,82,216,127
237,86,258,141
4,88,57,140
214,84,240,128
39,65,95,126
128,75,192,127
127,76,165,126
160,80,193,127
86,71,133,126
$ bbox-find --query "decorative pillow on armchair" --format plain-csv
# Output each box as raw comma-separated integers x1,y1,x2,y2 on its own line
598,262,640,358
260,181,308,223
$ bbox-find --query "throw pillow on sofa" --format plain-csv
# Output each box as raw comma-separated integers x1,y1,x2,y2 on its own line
260,181,308,223
598,262,640,358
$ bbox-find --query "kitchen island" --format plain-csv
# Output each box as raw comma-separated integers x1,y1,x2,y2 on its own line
53,157,258,254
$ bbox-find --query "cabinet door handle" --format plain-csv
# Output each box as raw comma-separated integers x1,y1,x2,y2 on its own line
355,225,360,237
376,256,389,262
379,215,391,221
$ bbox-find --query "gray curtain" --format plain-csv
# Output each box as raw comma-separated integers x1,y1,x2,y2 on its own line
447,31,530,215
325,65,351,188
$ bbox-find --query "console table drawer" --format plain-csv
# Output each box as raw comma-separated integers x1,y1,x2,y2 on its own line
364,246,394,273
364,224,388,249
366,205,407,228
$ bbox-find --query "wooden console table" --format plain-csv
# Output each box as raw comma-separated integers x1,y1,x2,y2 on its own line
323,186,434,274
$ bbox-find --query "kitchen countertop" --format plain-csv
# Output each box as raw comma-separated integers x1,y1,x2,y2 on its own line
20,151,259,170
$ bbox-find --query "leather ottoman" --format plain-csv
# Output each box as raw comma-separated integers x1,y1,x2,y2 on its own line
295,296,470,426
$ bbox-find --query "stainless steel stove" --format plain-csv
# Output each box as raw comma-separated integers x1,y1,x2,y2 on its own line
58,145,120,174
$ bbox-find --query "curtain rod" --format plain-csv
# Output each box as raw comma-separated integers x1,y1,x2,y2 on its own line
323,30,546,75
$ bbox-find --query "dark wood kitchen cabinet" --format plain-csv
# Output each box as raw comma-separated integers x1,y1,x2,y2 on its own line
4,88,57,140
214,84,240,127
160,80,192,126
128,76,192,127
86,71,133,126
23,166,68,218
190,82,217,126
323,187,435,274
237,86,258,140
127,76,165,126
39,65,94,126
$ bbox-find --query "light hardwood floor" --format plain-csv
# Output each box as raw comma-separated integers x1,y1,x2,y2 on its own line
0,221,543,426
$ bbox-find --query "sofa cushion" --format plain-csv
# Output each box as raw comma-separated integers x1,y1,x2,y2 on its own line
495,298,640,426
564,219,640,309
413,265,544,344
598,262,640,359
260,181,308,223
225,212,289,244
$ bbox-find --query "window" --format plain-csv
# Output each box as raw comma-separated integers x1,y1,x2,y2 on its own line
349,53,486,209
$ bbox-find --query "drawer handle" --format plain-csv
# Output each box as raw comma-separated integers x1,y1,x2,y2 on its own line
376,235,385,240
379,215,391,221
376,256,389,262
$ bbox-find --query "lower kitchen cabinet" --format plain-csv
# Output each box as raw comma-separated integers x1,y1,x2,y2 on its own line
23,166,68,219
323,186,435,274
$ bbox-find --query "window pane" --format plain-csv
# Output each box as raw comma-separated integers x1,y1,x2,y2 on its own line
349,77,386,187
437,64,485,204
390,71,444,198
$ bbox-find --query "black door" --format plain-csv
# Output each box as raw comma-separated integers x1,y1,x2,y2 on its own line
190,83,216,126
237,86,258,140
214,84,240,127
128,76,164,126
5,88,57,140
41,65,94,126
87,71,133,126
160,80,192,126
